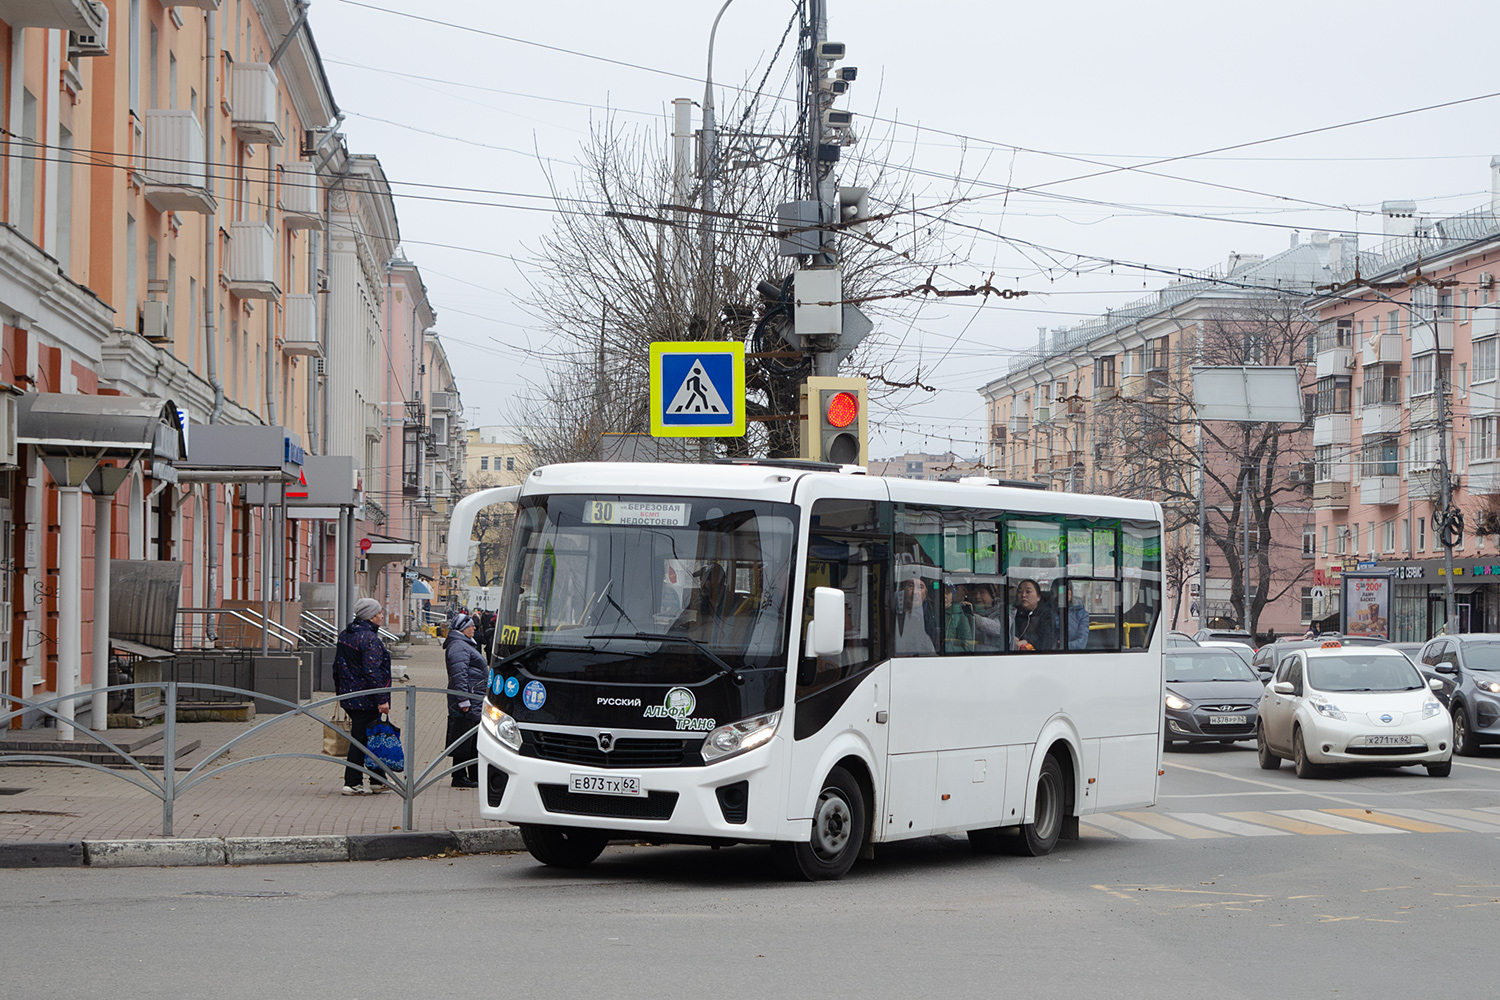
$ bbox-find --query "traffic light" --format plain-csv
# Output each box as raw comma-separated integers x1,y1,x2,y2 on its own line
801,376,868,466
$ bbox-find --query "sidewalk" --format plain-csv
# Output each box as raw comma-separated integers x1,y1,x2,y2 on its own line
0,641,520,865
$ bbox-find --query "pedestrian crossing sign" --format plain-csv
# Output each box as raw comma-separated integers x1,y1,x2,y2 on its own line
649,341,746,438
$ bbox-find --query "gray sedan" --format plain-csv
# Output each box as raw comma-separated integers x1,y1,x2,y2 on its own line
1163,648,1268,749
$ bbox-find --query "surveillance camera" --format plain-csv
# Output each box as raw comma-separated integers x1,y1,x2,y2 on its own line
819,78,850,95
816,41,846,62
836,66,857,82
823,109,854,130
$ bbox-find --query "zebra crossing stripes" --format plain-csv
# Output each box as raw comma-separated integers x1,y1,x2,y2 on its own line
1080,807,1500,840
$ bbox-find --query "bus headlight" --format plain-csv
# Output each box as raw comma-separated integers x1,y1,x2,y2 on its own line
702,711,781,763
482,701,523,752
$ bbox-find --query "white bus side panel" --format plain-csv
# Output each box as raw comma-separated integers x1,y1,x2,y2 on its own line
781,663,889,831
1092,733,1161,812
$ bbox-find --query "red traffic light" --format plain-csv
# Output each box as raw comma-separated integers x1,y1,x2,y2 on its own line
825,391,858,428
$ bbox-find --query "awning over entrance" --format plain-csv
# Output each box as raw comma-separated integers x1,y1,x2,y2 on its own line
410,580,435,598
175,424,304,483
17,391,185,472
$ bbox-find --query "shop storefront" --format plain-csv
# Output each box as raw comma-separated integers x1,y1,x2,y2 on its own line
1375,560,1498,639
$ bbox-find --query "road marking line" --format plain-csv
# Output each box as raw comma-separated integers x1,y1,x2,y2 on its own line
1388,808,1500,833
1079,822,1119,839
1114,811,1230,839
1084,813,1174,840
1167,812,1293,837
1275,809,1404,834
1323,809,1461,834
1162,760,1368,806
1452,760,1500,773
1223,811,1348,835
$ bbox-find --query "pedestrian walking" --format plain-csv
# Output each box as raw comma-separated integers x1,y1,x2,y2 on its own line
444,612,487,788
335,597,393,795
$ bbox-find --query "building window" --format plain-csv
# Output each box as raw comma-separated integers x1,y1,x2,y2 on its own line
1302,525,1316,558
1368,521,1376,559
1351,523,1360,555
506,457,515,471
1362,364,1402,406
1477,418,1496,462
1315,375,1351,415
1321,525,1329,556
1314,444,1334,482
1402,518,1410,554
1318,317,1353,351
1335,526,1347,555
480,457,489,471
1418,517,1426,552
1301,586,1314,623
1361,435,1399,477
1147,337,1170,371
1382,521,1396,554
1476,337,1498,383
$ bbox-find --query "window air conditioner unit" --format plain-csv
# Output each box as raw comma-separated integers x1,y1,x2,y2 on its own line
142,299,171,342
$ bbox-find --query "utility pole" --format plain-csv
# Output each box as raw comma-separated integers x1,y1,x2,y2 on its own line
1436,372,1458,630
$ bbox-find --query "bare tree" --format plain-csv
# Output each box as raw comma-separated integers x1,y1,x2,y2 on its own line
1103,294,1315,635
511,74,976,461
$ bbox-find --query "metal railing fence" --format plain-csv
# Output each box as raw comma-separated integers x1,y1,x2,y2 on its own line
0,683,480,837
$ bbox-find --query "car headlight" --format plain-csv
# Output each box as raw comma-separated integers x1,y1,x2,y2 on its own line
482,701,523,751
1475,680,1500,695
1311,697,1346,721
701,711,781,763
1164,693,1191,712
1422,700,1444,720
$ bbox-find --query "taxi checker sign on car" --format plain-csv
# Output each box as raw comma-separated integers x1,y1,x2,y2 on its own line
643,686,716,731
648,341,746,438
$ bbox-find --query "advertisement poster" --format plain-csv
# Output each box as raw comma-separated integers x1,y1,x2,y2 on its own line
1341,573,1392,639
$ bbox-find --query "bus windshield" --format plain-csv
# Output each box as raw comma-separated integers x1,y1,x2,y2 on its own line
499,494,797,680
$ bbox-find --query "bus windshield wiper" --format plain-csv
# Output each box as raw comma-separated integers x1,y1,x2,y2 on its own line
586,631,746,685
490,644,576,671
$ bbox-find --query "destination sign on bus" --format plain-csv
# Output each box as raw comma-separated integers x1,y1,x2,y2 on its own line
583,501,690,526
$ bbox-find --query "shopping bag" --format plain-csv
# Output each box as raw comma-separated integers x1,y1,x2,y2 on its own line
364,714,406,773
322,704,351,758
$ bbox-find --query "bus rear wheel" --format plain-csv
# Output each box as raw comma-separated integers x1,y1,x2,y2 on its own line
520,824,610,869
1004,754,1066,857
772,766,865,881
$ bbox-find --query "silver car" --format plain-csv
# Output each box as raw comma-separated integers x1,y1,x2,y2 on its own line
1256,647,1452,778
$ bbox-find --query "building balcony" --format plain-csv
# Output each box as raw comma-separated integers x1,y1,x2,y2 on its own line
231,64,285,146
278,162,322,230
1008,414,1029,437
281,294,321,357
1411,318,1454,356
1361,333,1404,366
1359,476,1401,506
1467,461,1500,496
168,0,220,10
989,423,1006,444
1409,394,1441,426
1360,403,1402,435
1119,374,1145,399
1032,405,1051,426
1408,468,1449,502
226,222,280,301
1474,308,1500,340
1312,413,1352,447
0,0,106,39
142,110,216,215
1062,397,1086,420
1315,347,1354,378
1312,481,1350,509
1092,381,1117,402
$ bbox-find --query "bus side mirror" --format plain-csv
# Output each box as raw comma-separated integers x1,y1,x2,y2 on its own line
806,587,846,659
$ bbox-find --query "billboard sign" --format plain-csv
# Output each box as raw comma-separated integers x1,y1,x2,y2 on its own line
1340,571,1394,640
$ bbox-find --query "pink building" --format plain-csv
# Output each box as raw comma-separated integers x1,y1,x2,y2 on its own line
1307,164,1500,639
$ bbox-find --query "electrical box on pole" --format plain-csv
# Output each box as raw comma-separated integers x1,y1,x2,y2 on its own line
800,376,867,466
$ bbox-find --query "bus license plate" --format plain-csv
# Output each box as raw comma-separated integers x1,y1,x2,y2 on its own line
570,772,642,797
1366,735,1412,746
1209,715,1247,726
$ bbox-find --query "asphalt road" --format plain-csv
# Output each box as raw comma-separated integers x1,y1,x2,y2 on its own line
6,743,1500,1000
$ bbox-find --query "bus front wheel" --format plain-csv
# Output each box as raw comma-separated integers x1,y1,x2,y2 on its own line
772,766,866,881
994,754,1066,857
520,824,610,869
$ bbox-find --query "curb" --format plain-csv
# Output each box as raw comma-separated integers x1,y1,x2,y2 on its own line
1,825,524,869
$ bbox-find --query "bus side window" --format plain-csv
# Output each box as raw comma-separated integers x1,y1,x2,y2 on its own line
1121,520,1163,650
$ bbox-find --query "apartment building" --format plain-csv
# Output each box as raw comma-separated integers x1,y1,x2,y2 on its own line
867,451,982,481
979,239,1332,637
1306,164,1500,640
0,0,462,729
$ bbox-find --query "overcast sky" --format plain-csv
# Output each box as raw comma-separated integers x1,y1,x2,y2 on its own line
308,0,1500,458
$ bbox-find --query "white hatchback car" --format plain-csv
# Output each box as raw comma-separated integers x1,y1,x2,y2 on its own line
1257,646,1453,778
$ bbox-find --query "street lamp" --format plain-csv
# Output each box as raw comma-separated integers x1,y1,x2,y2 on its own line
700,0,738,300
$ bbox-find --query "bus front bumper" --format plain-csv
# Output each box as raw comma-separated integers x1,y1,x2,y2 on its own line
475,724,785,842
